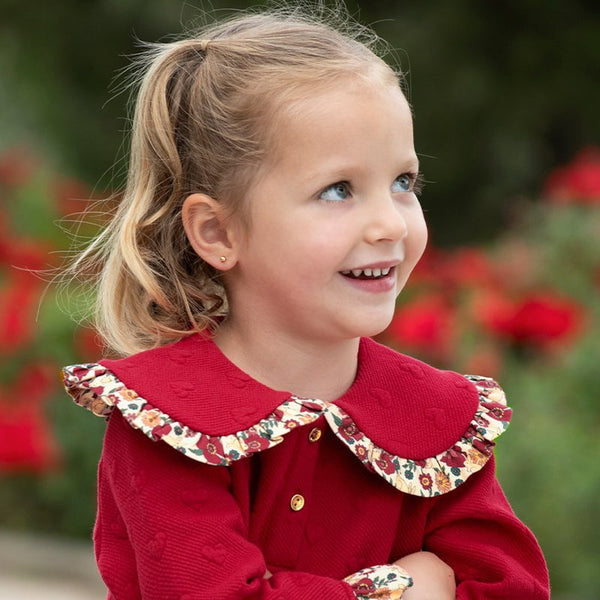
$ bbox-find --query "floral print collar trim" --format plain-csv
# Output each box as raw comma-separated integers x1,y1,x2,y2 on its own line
62,363,511,497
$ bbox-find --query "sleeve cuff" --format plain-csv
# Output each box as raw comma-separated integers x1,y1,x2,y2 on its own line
344,564,413,599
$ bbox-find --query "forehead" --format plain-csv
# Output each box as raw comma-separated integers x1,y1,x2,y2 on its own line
263,77,415,175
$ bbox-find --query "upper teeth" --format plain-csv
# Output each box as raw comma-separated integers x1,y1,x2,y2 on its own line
341,267,391,278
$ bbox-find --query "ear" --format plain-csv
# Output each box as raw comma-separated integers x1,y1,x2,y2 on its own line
182,193,239,270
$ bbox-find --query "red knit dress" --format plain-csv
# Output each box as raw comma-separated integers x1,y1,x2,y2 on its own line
63,334,550,600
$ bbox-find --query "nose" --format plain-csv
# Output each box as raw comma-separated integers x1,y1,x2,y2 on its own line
364,194,409,244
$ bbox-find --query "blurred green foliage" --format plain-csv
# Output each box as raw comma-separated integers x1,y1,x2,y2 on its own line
492,204,600,595
1,2,599,598
1,0,599,243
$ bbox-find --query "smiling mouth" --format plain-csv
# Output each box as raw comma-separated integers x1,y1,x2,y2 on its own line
340,267,392,280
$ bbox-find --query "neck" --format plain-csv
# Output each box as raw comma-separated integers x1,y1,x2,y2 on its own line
214,320,360,402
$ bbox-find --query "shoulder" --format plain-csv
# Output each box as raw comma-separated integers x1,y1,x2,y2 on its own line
326,338,511,495
337,338,510,459
61,333,295,465
102,333,290,434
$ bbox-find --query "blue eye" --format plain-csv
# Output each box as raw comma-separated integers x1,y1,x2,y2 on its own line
391,174,413,193
319,182,350,202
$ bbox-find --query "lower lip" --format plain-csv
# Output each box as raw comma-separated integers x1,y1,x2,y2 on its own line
339,268,397,293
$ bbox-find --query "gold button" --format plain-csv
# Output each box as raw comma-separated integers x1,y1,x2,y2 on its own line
308,427,322,442
290,494,305,511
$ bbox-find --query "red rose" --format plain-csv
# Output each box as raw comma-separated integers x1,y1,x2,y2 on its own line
544,147,600,205
0,276,37,352
0,363,60,474
511,294,583,345
478,291,583,348
386,294,455,361
0,237,49,354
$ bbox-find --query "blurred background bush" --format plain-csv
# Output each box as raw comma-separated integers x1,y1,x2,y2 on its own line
1,1,598,598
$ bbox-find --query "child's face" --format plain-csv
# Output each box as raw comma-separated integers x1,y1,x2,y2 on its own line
225,77,427,343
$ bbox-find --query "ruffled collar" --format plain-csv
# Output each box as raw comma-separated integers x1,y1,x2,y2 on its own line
62,335,511,496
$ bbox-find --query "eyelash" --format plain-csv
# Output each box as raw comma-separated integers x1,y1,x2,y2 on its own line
318,172,425,202
410,172,425,196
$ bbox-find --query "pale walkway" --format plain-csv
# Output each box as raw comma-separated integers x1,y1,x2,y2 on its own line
0,529,105,600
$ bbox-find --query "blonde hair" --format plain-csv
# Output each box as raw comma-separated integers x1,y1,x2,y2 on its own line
71,5,404,356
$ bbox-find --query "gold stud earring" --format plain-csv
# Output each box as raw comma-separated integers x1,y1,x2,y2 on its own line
219,256,227,263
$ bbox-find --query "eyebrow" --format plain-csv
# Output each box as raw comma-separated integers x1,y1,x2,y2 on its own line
301,156,420,185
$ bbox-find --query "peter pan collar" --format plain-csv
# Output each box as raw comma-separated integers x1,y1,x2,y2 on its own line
62,334,511,497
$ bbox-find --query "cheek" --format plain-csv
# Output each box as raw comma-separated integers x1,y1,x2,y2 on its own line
307,219,352,252
408,209,428,264
285,220,346,261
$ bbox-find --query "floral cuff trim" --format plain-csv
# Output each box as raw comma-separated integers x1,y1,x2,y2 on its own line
344,564,412,599
62,364,510,496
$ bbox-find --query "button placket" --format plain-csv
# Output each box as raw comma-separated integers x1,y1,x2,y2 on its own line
286,418,327,515
275,416,325,565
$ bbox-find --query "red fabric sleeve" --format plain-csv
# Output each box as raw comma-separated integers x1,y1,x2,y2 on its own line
95,411,402,600
424,457,550,599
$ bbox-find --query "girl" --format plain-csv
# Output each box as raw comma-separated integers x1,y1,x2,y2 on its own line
62,7,550,599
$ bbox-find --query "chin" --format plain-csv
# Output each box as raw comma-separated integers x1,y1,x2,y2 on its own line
348,310,396,340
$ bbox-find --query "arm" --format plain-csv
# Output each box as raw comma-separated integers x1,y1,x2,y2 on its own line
424,457,550,599
394,552,456,600
96,411,412,600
